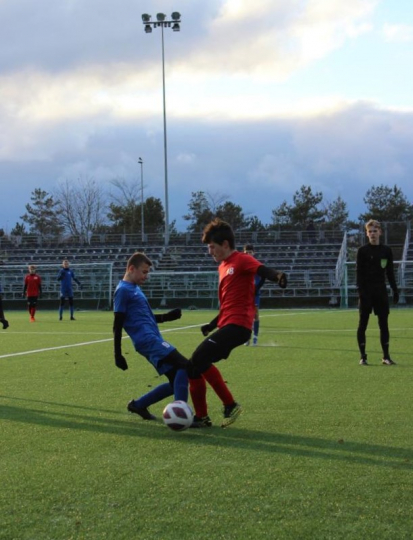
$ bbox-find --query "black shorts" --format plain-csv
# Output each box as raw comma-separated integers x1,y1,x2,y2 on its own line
359,288,389,316
190,324,251,375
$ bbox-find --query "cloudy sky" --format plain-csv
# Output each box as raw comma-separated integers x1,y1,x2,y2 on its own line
1,0,413,233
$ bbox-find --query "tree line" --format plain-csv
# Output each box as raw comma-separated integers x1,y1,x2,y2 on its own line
2,178,412,240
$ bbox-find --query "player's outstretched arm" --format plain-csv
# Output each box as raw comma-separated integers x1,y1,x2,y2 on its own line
113,312,128,370
155,308,182,324
257,265,287,288
201,314,219,336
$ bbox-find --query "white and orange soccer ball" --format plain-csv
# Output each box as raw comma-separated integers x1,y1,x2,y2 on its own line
162,400,194,431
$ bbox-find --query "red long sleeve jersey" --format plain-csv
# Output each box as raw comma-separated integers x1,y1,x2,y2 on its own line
24,274,42,296
217,251,262,330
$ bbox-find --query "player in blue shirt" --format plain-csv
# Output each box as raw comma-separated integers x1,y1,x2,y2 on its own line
243,244,266,346
113,252,189,421
0,283,9,329
57,259,82,320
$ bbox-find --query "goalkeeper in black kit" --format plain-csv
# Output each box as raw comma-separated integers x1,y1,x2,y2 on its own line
356,219,399,366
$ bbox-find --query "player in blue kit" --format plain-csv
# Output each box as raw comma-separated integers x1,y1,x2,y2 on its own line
113,252,190,421
0,283,9,329
243,244,266,346
57,259,82,320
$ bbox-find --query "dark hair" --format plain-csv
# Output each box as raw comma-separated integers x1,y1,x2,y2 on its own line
244,244,254,252
126,252,153,270
202,218,235,249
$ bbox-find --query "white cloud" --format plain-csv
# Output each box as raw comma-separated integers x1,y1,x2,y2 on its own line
383,23,413,43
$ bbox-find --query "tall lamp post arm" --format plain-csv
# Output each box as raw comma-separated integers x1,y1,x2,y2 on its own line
141,12,181,246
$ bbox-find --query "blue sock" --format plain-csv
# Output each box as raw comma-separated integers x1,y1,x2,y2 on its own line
134,383,173,409
174,369,189,402
253,320,259,337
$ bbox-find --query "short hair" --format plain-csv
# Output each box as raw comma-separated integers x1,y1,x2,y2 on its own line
202,218,235,249
365,219,381,230
244,244,254,252
28,265,36,271
126,252,153,270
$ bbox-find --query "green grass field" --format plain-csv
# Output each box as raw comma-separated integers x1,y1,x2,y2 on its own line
1,308,413,540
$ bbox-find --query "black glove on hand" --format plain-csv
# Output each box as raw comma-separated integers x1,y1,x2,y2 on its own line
163,308,182,322
1,318,9,330
393,290,399,305
201,324,211,337
278,272,288,289
115,354,128,371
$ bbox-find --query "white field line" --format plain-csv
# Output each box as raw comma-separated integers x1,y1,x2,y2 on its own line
1,315,410,360
0,324,201,359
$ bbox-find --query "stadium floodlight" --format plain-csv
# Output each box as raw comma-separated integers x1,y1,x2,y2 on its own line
141,11,182,246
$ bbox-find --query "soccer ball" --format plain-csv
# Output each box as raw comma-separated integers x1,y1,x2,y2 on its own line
162,400,194,431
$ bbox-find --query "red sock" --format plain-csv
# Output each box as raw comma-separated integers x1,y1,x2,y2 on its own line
189,377,208,417
203,365,234,407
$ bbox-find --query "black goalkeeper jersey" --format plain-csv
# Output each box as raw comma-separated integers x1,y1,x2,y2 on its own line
356,243,397,293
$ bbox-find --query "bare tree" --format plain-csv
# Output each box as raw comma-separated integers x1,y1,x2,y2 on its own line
55,177,108,240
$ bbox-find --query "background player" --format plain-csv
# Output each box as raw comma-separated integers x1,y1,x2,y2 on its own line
23,265,42,322
243,244,266,346
113,252,189,420
356,219,399,366
57,259,81,320
0,282,9,329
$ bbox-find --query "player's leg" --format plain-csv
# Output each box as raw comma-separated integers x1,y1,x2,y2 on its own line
128,382,173,420
190,325,250,427
69,297,75,320
377,310,395,365
253,304,260,345
161,349,190,402
357,293,372,365
0,293,9,329
59,297,65,320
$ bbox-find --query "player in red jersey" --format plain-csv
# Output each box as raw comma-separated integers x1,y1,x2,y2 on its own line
189,219,287,428
23,265,42,322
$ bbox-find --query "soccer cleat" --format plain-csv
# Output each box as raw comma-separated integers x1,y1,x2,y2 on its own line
127,400,156,420
70,316,76,321
30,316,35,323
59,316,63,321
382,358,396,365
221,402,242,428
252,336,258,346
190,415,212,428
1,318,9,330
244,341,250,346
359,355,368,366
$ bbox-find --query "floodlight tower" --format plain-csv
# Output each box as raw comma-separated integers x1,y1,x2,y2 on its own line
141,12,181,246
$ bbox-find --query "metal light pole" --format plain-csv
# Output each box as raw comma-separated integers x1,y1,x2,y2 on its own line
138,157,144,243
141,12,181,246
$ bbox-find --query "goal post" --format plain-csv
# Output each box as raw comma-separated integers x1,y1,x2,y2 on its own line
0,262,114,310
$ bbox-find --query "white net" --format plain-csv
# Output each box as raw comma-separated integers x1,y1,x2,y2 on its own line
0,262,114,309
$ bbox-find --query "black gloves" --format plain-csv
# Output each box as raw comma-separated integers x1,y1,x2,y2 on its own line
393,290,399,305
115,354,128,371
162,308,182,322
1,318,9,330
201,324,212,337
278,272,288,289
